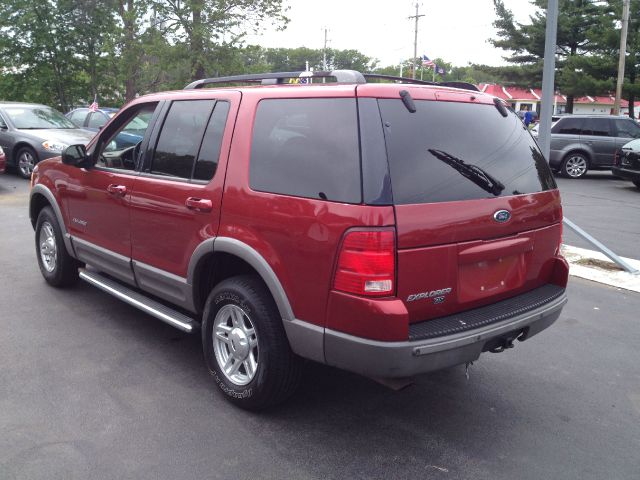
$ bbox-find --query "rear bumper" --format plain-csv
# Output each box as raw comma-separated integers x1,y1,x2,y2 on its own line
323,288,567,378
611,166,640,181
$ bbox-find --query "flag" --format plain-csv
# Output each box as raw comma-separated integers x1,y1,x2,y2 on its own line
421,55,434,68
435,64,446,77
89,95,98,112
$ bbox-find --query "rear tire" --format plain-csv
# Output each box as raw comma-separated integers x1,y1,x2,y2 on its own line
633,180,640,190
35,207,79,287
560,153,589,178
202,275,302,410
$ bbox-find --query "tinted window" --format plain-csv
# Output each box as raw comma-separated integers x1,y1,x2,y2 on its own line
615,119,640,138
378,99,556,205
250,98,361,203
69,109,89,126
151,100,215,179
88,112,108,129
552,117,584,135
581,118,611,137
194,101,229,181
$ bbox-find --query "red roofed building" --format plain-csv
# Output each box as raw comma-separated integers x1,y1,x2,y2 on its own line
477,84,633,117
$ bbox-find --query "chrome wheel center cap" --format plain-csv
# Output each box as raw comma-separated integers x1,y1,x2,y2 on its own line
229,327,249,360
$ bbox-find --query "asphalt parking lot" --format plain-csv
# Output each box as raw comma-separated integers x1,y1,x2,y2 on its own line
1,170,639,480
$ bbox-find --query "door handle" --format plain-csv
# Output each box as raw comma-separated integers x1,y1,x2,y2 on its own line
185,197,213,212
107,184,127,196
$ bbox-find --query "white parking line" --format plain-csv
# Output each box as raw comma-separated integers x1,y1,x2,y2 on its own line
562,244,640,293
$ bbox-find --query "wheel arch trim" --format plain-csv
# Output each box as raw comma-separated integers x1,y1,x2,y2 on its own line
187,236,295,322
30,184,76,257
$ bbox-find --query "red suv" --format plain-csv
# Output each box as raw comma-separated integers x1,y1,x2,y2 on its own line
29,71,569,409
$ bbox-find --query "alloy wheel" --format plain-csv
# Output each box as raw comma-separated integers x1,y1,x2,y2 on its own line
18,151,35,178
564,155,587,178
39,221,57,273
212,304,259,386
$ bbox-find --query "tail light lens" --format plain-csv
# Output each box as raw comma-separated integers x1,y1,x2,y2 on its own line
333,229,396,297
614,150,621,166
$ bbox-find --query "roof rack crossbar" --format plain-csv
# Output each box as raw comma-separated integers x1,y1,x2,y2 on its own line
362,74,437,86
184,70,366,89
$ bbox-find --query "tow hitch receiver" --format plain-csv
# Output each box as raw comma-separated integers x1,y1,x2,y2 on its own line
483,329,527,353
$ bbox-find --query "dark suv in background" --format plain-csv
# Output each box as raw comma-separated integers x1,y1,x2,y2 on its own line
29,71,568,409
547,114,640,178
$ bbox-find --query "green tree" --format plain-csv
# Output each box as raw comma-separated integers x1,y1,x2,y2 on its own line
152,0,289,81
491,0,615,113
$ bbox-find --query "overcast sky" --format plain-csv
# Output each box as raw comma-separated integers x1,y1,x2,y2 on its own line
245,0,540,67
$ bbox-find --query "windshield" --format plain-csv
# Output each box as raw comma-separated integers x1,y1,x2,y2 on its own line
378,99,556,204
3,106,76,129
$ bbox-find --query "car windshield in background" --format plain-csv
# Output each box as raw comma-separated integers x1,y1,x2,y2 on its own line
378,99,556,205
4,106,76,129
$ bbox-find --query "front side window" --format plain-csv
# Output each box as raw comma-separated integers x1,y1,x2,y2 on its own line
96,103,158,170
4,105,76,129
615,119,640,138
249,98,361,203
88,112,109,129
69,109,89,127
150,100,215,179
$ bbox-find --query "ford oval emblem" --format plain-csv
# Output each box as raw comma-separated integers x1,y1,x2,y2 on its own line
493,210,511,223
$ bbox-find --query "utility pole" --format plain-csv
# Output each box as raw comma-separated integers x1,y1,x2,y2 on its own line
614,0,630,115
409,3,424,79
322,27,329,71
538,0,559,160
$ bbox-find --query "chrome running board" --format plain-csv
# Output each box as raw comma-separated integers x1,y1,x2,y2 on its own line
79,268,196,333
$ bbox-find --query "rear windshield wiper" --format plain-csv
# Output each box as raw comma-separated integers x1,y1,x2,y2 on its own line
428,149,505,196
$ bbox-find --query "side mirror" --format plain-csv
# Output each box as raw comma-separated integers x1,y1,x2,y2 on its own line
62,144,90,168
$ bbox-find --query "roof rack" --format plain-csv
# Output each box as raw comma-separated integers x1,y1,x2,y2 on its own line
184,70,366,89
184,70,479,92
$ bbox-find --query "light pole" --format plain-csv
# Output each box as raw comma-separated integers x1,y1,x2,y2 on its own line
614,0,631,115
538,0,559,161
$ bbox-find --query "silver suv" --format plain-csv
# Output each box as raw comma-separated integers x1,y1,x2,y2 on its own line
547,115,640,178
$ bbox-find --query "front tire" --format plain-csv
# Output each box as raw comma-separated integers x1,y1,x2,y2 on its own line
16,146,38,179
633,180,640,190
202,275,302,410
35,207,79,287
561,152,589,178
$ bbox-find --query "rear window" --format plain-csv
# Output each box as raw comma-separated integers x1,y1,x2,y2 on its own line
378,99,556,205
249,98,361,203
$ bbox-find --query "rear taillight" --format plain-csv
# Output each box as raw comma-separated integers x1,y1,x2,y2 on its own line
333,229,396,297
614,150,621,166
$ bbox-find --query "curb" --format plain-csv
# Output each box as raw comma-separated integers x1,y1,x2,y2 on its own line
561,244,640,293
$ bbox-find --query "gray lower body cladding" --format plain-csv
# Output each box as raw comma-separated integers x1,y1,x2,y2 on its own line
311,286,567,378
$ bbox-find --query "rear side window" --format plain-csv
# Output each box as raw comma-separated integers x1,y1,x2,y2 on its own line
581,118,612,137
552,117,584,135
250,98,361,203
194,101,229,181
151,100,215,179
614,119,640,139
378,99,556,205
